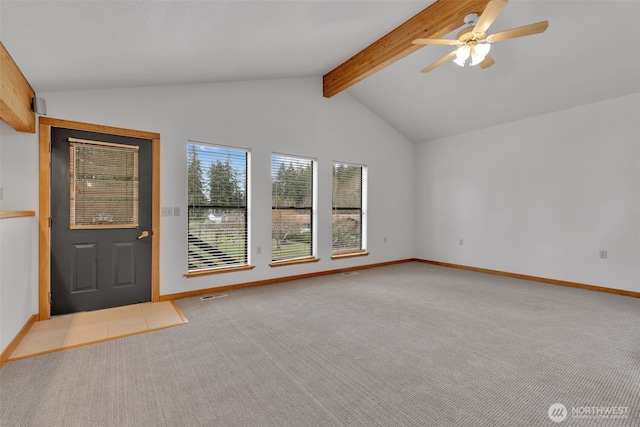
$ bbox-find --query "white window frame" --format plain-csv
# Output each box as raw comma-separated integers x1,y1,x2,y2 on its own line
185,141,253,277
270,153,319,266
331,161,368,259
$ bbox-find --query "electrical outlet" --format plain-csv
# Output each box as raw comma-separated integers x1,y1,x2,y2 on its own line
161,207,172,217
173,207,180,217
256,246,262,255
599,250,607,259
384,237,387,243
459,239,464,246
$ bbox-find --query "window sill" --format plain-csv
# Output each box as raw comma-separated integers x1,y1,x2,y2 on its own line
184,264,255,278
269,257,320,268
331,250,369,260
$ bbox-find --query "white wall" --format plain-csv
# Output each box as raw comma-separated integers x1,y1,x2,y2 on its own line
0,215,37,353
0,122,39,210
0,123,38,352
415,93,640,292
0,77,415,304
0,122,39,354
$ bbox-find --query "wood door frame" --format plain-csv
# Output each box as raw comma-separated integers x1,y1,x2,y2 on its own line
39,117,161,320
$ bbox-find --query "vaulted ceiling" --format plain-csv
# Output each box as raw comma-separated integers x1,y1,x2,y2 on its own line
1,0,638,142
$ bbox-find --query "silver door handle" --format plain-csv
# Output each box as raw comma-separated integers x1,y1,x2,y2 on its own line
137,231,150,240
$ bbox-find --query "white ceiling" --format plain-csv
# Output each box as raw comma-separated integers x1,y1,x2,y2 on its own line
1,0,639,142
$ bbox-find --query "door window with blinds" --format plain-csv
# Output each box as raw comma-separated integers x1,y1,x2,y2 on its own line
332,162,367,256
69,138,139,229
187,142,250,272
271,154,317,263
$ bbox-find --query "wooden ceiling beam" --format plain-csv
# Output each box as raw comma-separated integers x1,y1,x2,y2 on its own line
323,0,491,98
0,42,35,133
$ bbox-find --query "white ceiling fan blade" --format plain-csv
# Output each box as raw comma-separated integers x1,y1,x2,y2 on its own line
413,38,460,46
421,50,457,73
473,0,508,34
486,21,549,43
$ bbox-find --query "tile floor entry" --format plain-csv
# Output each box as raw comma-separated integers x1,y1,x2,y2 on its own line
9,301,188,361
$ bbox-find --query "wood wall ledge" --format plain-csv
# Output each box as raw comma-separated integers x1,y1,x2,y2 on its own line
0,210,36,219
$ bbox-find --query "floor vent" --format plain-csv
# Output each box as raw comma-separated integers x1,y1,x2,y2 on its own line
200,293,228,300
342,271,360,276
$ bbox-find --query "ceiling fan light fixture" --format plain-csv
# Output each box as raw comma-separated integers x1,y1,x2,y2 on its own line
470,43,491,66
453,57,466,67
417,0,549,74
454,45,471,67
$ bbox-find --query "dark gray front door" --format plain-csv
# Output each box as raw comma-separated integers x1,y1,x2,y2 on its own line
50,127,152,315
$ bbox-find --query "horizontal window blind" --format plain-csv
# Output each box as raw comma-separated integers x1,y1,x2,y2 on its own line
187,142,249,271
69,139,139,229
332,162,366,254
271,154,316,262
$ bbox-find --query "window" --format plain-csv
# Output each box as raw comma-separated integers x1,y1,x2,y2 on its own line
69,138,139,229
332,162,367,257
187,142,250,274
271,154,317,264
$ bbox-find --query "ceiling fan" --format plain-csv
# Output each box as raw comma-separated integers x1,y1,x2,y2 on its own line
412,0,548,73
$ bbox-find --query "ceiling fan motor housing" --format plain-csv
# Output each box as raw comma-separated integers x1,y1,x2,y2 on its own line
456,26,485,44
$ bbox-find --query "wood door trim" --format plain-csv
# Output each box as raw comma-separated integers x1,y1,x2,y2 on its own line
39,117,160,320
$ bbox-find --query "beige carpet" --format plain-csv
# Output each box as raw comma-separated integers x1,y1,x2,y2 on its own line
1,263,638,426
